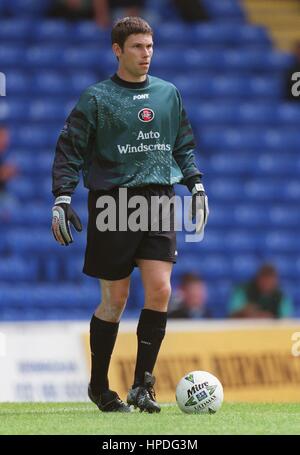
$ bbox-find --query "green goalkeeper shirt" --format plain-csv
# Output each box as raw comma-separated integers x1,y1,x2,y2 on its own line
52,73,202,196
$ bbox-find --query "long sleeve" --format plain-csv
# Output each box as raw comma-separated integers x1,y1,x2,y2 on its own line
173,90,202,189
52,89,97,197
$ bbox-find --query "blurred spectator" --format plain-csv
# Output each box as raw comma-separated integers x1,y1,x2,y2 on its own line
50,0,94,20
95,0,145,27
0,127,17,191
50,0,145,26
168,273,211,319
173,0,208,22
0,126,18,217
285,41,300,101
229,264,293,319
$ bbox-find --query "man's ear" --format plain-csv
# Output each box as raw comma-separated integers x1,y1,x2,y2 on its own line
112,43,122,60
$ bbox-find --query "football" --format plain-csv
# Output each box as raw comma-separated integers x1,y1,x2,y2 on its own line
176,370,224,414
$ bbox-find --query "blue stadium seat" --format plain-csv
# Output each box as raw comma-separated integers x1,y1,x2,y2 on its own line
28,100,66,121
198,255,229,279
0,285,97,307
208,204,265,228
244,179,300,201
7,204,56,226
200,128,300,150
256,154,299,175
6,0,51,17
63,46,105,69
26,46,65,68
269,206,300,227
0,257,38,282
243,180,281,200
189,229,228,253
69,71,98,93
63,256,84,281
7,178,35,200
172,75,282,98
222,50,293,70
155,23,270,46
225,230,263,252
4,71,31,94
72,22,110,45
33,20,72,42
202,0,245,20
9,150,52,174
206,179,246,200
0,99,27,121
11,126,60,148
0,45,26,66
208,154,255,174
266,255,299,279
188,102,300,126
206,280,233,317
33,72,68,95
278,104,300,123
232,205,269,226
230,255,259,279
265,232,300,252
0,19,32,40
5,229,86,253
153,49,293,71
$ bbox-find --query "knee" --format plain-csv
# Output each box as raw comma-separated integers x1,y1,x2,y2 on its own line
147,282,171,303
109,289,129,308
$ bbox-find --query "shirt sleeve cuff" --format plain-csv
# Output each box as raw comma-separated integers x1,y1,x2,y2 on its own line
185,174,202,193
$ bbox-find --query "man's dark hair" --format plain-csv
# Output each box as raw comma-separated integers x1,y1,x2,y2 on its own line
111,16,153,49
180,273,203,288
256,263,278,279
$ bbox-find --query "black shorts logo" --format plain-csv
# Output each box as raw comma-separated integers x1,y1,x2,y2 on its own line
138,108,155,122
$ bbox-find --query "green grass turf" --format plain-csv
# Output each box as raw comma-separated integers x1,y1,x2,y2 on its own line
0,402,299,435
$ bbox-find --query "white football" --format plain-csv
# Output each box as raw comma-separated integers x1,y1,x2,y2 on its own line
176,370,224,414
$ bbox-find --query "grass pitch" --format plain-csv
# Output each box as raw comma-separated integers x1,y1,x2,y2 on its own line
0,402,299,435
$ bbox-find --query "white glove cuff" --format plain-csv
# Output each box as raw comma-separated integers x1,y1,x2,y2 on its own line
55,195,71,205
191,183,205,195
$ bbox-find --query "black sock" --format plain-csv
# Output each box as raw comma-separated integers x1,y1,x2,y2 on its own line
89,314,119,396
133,309,167,388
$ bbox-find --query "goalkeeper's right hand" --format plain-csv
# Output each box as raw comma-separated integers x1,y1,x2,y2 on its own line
51,195,82,246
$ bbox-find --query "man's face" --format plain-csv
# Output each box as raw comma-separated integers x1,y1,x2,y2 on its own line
182,281,207,310
257,273,278,294
114,33,153,78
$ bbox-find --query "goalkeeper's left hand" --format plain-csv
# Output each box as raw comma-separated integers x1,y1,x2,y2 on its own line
188,183,209,236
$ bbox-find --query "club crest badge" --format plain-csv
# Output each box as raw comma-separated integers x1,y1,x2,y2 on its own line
138,108,155,122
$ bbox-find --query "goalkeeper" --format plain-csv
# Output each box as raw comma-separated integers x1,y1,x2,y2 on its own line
52,16,208,413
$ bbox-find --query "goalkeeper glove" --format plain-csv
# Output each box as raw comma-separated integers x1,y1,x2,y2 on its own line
51,195,82,246
188,182,209,236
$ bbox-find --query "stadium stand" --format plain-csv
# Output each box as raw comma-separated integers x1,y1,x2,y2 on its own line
0,0,299,319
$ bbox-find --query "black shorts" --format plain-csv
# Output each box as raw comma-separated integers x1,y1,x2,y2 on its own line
83,185,177,280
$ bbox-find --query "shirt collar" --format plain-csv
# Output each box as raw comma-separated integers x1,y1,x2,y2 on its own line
111,73,149,89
